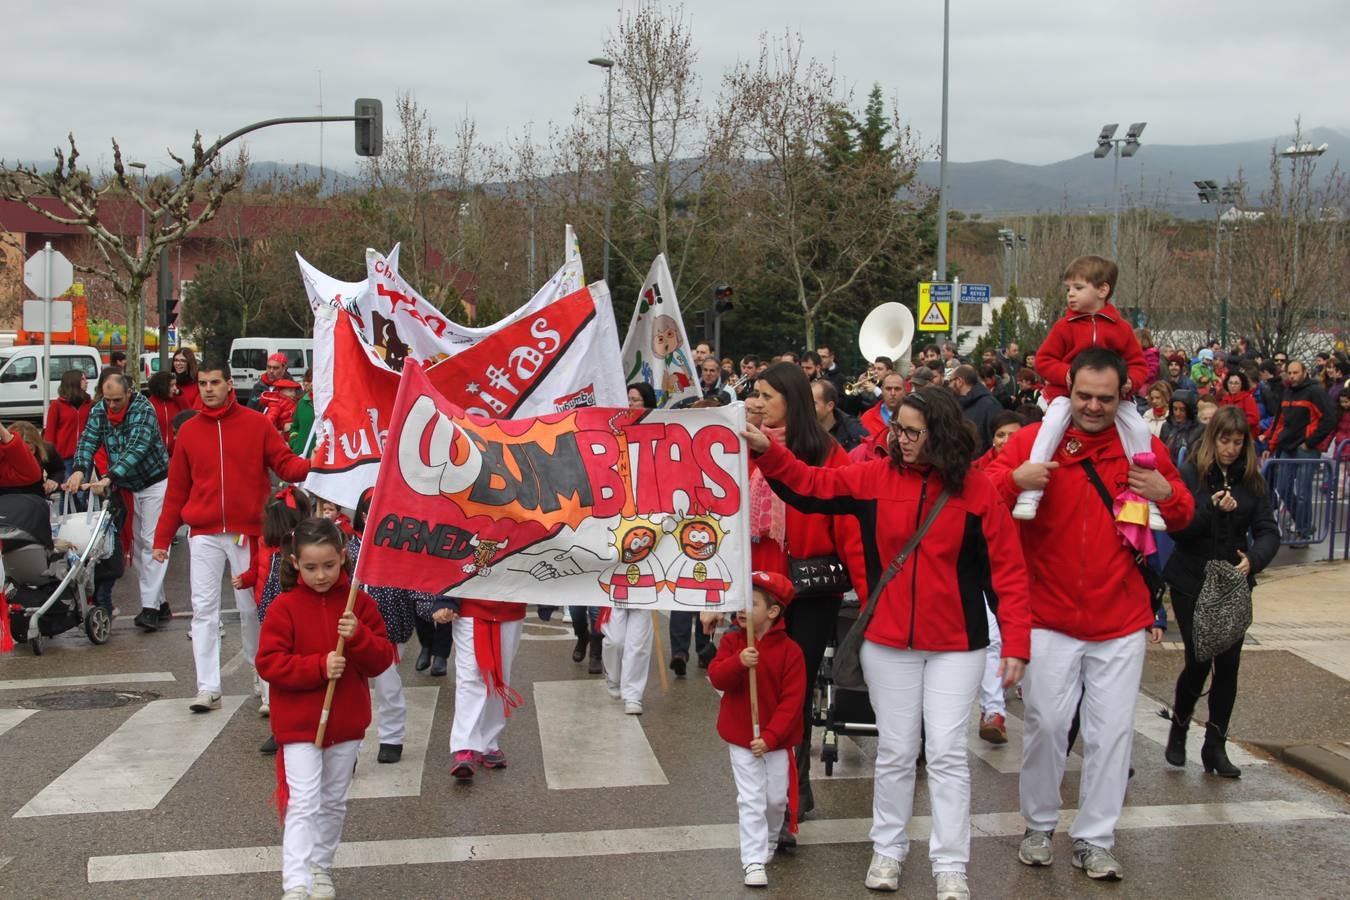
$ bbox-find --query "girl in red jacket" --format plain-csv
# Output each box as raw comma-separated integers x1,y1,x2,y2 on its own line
146,372,180,455
1218,371,1261,433
255,517,395,900
708,571,806,888
45,369,91,484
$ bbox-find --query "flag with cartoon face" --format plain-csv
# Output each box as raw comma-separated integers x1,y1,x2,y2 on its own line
620,254,701,408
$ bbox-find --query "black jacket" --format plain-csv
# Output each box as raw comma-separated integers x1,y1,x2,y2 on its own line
1266,378,1334,453
959,383,1003,453
826,410,870,452
1162,390,1204,463
1162,459,1280,598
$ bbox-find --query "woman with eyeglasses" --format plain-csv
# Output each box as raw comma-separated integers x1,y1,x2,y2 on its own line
744,385,1031,899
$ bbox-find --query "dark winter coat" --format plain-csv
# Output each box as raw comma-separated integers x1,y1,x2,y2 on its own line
1162,460,1280,598
959,382,1004,453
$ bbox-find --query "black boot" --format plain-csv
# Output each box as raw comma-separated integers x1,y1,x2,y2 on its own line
415,646,433,671
572,635,589,663
429,655,448,677
1164,715,1189,767
1201,724,1241,778
587,635,604,675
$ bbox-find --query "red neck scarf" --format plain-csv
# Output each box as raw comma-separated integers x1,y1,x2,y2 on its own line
105,400,130,426
198,397,236,421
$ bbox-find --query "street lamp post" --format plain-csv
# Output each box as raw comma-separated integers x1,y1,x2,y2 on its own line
1093,122,1146,257
936,0,951,284
129,161,147,368
1278,142,1329,299
589,56,615,286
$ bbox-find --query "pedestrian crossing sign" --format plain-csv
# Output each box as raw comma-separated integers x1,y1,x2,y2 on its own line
918,282,951,332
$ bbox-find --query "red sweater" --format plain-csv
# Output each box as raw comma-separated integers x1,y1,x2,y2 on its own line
755,440,1032,659
44,397,90,459
154,400,311,549
1035,303,1147,400
983,422,1194,641
149,396,177,455
175,381,202,412
1219,389,1261,432
0,435,42,488
859,402,890,437
255,574,394,746
708,620,805,751
238,537,278,603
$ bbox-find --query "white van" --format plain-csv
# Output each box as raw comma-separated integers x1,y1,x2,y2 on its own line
0,345,103,420
228,338,313,394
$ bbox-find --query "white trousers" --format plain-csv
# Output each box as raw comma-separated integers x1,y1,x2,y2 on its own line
281,739,360,892
1020,397,1153,506
371,644,406,745
601,608,653,702
450,618,522,754
729,744,790,867
861,642,985,873
130,479,168,612
980,602,1006,716
187,533,258,695
1020,628,1146,849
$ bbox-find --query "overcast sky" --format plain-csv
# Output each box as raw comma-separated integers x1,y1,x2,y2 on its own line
7,0,1346,175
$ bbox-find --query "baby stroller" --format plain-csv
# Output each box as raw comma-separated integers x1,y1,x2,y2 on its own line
813,594,878,775
2,491,115,655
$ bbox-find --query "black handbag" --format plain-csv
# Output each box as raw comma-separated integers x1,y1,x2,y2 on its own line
832,490,950,691
1080,460,1167,611
787,554,852,599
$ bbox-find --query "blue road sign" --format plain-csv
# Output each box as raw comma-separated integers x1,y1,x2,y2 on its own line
959,283,992,303
930,283,953,303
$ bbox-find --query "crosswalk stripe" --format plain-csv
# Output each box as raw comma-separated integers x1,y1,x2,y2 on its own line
13,696,246,818
347,686,439,799
0,709,37,737
966,707,1082,775
0,672,176,691
533,679,668,790
85,800,1345,883
1131,694,1266,767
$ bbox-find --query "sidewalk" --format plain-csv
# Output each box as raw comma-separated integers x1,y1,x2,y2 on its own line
1141,559,1350,793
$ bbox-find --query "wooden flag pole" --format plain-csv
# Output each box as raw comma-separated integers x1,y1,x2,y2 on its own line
745,617,760,738
314,579,361,748
651,610,670,693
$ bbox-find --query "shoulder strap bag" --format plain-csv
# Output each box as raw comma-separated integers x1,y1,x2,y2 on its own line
832,489,950,691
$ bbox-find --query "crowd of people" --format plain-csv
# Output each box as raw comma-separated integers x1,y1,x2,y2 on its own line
11,256,1349,900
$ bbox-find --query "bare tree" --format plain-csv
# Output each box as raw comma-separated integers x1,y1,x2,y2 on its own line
721,33,929,347
1,135,246,371
1224,126,1348,357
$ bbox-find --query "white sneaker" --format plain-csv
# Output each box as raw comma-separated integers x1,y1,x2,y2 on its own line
188,691,221,713
624,700,643,715
259,703,270,718
606,679,621,700
1011,496,1039,521
864,852,901,891
1147,501,1166,530
935,871,970,900
308,864,336,898
743,863,768,887
281,889,308,900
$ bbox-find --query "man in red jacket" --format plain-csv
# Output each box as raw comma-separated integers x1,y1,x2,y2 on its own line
985,348,1192,883
153,360,311,713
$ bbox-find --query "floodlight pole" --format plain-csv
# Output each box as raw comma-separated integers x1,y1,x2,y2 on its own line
1111,143,1121,258
589,56,615,286
935,0,950,283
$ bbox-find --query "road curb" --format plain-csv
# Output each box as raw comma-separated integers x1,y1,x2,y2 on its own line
1260,742,1350,794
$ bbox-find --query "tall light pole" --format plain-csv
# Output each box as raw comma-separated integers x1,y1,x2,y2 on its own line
1093,121,1146,257
1196,179,1241,344
1278,141,1328,298
935,0,950,285
589,56,615,286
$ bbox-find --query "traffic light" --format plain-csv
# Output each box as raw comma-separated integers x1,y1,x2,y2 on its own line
166,296,180,328
713,282,735,315
355,98,383,157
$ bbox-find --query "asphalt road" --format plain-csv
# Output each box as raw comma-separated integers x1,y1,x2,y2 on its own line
1,550,1348,899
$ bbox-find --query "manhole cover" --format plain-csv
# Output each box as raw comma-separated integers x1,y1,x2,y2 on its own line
20,689,160,710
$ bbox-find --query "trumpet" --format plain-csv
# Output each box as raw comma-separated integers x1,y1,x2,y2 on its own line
843,370,877,395
726,372,755,394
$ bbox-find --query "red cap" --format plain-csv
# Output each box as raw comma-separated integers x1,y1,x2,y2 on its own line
267,352,289,366
751,571,795,608
273,378,301,390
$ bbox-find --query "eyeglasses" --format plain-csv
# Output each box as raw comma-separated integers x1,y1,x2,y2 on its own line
890,422,927,442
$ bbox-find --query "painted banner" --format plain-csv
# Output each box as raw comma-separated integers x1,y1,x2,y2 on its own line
303,283,626,508
355,360,752,612
620,255,701,408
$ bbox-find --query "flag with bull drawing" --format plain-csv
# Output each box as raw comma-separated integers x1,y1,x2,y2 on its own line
620,254,702,408
303,282,626,509
355,359,751,612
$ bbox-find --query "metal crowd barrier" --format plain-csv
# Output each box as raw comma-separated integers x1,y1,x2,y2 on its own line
1260,448,1347,561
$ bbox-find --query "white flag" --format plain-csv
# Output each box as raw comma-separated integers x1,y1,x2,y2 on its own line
620,255,701,408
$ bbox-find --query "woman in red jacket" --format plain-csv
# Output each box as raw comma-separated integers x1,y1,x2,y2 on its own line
172,348,202,411
146,372,180,455
1217,371,1261,433
44,369,91,482
747,362,864,823
746,385,1031,898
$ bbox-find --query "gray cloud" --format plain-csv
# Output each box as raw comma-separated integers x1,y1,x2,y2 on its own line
7,0,1346,174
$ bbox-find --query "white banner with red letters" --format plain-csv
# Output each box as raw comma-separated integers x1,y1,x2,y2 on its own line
354,360,751,611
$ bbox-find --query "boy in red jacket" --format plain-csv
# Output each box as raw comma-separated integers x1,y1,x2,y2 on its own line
707,571,806,888
1014,256,1161,530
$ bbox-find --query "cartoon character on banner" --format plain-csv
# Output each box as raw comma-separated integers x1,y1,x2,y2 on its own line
372,310,412,371
462,535,509,577
648,314,694,401
598,516,666,607
666,514,732,608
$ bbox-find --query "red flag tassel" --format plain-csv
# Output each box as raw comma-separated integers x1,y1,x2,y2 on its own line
271,745,289,826
1,602,13,654
473,619,523,718
786,747,799,835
